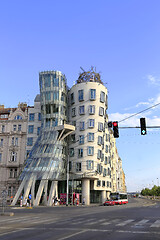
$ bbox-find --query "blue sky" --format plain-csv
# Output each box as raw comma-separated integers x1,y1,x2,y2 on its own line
1,0,160,191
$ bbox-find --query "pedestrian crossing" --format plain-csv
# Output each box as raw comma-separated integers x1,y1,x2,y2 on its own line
0,216,160,229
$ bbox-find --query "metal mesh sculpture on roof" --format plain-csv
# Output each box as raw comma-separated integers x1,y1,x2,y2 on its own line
77,66,103,84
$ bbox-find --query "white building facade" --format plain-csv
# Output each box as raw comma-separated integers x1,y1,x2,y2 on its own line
68,78,112,204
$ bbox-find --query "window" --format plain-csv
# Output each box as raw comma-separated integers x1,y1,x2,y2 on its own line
28,125,34,134
14,168,17,178
71,107,76,117
29,113,35,121
97,180,101,187
90,89,96,100
87,160,94,170
52,118,58,127
98,136,103,145
88,119,94,128
14,115,22,120
105,145,108,153
72,121,76,127
88,105,95,115
53,77,59,87
97,149,102,159
101,153,104,162
69,161,72,171
98,122,103,132
107,181,110,187
38,113,41,121
70,134,76,143
10,169,13,178
18,124,21,131
10,152,17,162
76,162,82,172
45,91,51,101
79,121,85,131
53,91,59,101
88,133,94,142
79,105,85,115
12,137,14,145
44,75,51,87
106,133,109,141
104,157,108,165
87,146,94,156
99,107,104,116
0,139,3,147
78,148,83,158
71,93,75,104
100,91,105,103
105,95,108,107
13,125,17,131
27,137,33,146
79,135,84,144
2,125,5,132
0,153,2,162
8,186,11,197
15,138,18,146
78,90,84,101
102,180,105,187
69,148,74,157
37,127,41,136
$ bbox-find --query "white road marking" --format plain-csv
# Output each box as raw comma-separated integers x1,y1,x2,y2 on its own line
72,218,95,225
150,220,160,228
134,219,149,226
116,219,135,226
86,219,106,225
56,229,87,240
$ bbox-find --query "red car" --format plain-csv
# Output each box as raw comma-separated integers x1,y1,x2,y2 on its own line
103,199,115,206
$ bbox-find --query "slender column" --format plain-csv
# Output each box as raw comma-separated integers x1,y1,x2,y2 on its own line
34,179,47,206
101,190,106,204
11,178,27,206
31,178,36,205
106,191,110,199
47,181,58,206
82,179,90,205
43,180,48,205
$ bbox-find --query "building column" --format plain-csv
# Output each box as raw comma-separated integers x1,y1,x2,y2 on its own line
106,191,110,200
101,190,106,204
82,179,90,205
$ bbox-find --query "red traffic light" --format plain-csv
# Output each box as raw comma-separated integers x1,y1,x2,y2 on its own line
113,122,118,127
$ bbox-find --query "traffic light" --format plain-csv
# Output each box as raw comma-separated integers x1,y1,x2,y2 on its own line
113,121,119,138
140,118,147,135
108,121,113,128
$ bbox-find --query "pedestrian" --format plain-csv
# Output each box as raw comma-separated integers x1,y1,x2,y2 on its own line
52,196,55,206
82,197,85,205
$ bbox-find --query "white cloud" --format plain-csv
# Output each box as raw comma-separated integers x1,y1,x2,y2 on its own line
147,74,160,86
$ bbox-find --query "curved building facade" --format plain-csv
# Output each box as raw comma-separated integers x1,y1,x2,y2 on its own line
12,71,74,206
68,78,112,204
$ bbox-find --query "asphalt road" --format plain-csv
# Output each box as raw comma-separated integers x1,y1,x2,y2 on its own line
0,197,160,240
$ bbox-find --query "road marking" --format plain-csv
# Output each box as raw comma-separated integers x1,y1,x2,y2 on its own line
150,220,160,228
72,218,95,225
86,219,106,225
134,219,149,226
116,219,135,226
56,229,87,240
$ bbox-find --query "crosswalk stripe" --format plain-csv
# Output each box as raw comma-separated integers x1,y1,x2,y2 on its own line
150,220,160,228
116,219,134,226
72,218,95,225
86,219,106,225
134,219,149,226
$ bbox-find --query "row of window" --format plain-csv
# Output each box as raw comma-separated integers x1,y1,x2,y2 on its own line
43,91,66,102
28,126,41,135
77,120,104,131
69,147,111,161
29,113,41,121
0,152,17,163
70,89,107,104
97,180,111,188
40,74,65,89
9,168,18,178
69,161,111,176
71,105,106,117
71,133,110,144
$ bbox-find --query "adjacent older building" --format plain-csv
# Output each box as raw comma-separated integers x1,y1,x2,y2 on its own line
0,104,28,199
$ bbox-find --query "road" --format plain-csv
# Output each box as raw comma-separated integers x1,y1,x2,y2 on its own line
0,198,160,240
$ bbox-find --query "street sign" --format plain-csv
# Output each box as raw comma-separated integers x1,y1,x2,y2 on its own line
29,194,32,200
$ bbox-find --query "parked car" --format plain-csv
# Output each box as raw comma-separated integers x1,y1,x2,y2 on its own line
103,199,115,206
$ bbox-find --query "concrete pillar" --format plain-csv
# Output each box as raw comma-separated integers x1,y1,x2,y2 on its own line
34,179,46,206
11,177,27,206
106,191,110,199
31,178,36,205
47,180,58,206
82,179,90,205
101,190,106,204
43,180,48,205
